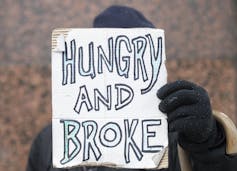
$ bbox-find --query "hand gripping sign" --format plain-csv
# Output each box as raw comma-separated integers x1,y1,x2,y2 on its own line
52,28,168,169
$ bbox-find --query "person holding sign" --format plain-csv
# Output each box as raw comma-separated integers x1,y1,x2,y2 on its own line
26,5,237,171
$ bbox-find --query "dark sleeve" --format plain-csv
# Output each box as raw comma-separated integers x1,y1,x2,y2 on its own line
26,124,87,171
26,124,53,171
188,121,237,171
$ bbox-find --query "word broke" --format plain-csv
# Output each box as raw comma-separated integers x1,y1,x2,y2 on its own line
60,119,163,164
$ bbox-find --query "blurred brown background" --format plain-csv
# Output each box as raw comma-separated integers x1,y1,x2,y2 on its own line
0,0,237,171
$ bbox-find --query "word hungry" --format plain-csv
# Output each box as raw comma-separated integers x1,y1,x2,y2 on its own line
61,34,163,94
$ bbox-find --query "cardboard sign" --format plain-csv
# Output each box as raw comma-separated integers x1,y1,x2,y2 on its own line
52,28,168,169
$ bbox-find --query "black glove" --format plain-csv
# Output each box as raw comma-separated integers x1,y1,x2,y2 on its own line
157,80,224,152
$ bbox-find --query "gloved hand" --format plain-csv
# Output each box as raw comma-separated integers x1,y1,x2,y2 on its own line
157,80,221,152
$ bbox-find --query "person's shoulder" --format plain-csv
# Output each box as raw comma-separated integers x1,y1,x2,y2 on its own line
33,123,52,149
26,124,53,171
39,123,52,138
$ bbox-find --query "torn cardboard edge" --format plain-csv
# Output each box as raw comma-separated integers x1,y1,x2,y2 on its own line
52,28,71,50
53,148,168,170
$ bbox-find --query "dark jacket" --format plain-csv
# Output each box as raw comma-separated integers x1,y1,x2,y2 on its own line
26,124,237,171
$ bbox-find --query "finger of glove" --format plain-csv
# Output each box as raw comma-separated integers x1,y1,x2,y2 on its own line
157,80,196,100
168,116,195,133
167,104,198,123
159,89,198,113
169,116,213,143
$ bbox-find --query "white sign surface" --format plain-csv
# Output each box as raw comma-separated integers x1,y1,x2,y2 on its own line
52,28,168,169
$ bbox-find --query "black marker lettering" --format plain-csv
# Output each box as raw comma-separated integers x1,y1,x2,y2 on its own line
74,85,93,114
98,37,114,73
60,120,81,164
115,35,132,78
94,85,112,111
142,119,163,152
115,84,134,110
82,121,102,161
141,35,162,94
132,36,148,81
124,119,143,163
62,40,76,85
99,122,122,147
78,42,96,79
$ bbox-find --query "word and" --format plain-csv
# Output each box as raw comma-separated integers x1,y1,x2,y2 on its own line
60,119,163,165
74,84,133,114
